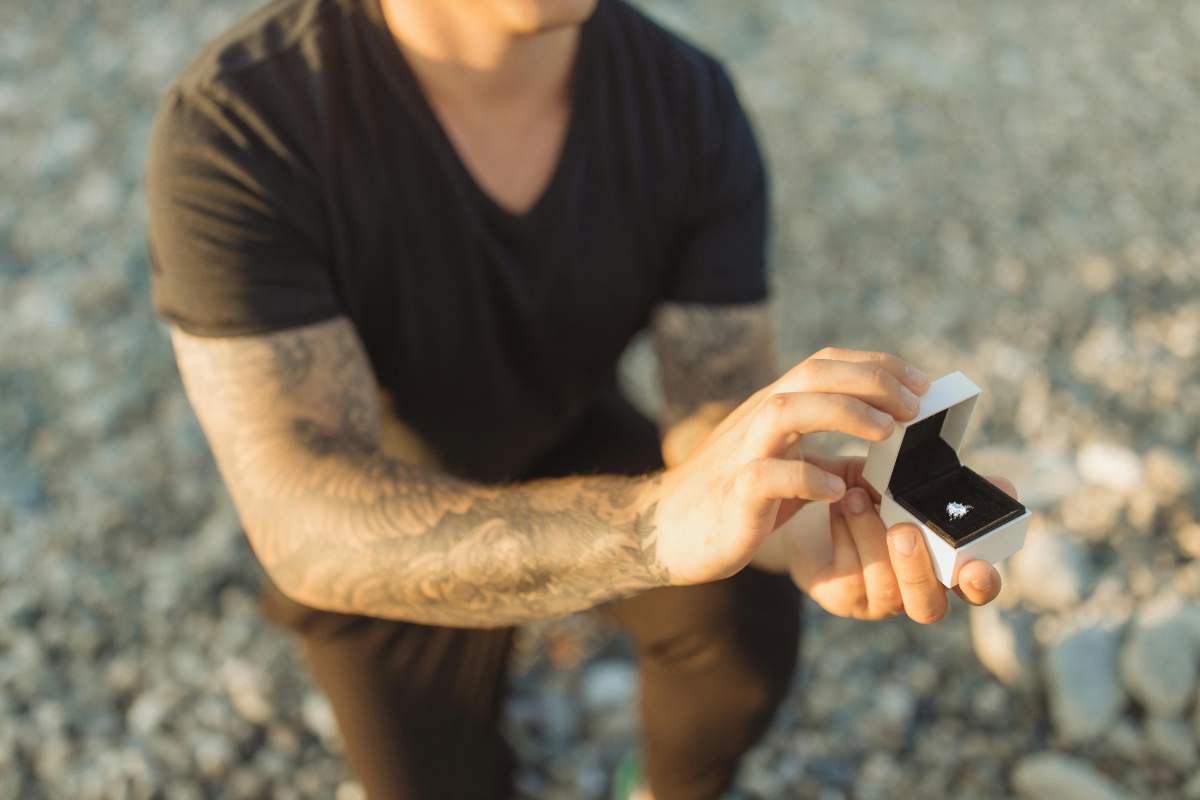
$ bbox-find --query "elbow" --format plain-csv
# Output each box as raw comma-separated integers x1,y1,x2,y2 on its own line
240,516,328,612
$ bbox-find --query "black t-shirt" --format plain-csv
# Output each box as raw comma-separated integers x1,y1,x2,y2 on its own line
145,0,769,483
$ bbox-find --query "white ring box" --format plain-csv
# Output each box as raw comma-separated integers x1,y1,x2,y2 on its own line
861,371,1031,588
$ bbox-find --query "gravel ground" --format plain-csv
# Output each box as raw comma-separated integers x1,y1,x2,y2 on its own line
2,1,1199,798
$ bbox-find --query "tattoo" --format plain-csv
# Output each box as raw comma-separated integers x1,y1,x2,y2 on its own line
653,301,778,428
171,317,668,627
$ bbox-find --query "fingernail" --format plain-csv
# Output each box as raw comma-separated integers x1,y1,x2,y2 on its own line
868,407,893,430
890,528,918,555
826,474,846,497
845,488,868,514
970,574,993,593
900,386,920,414
905,365,930,392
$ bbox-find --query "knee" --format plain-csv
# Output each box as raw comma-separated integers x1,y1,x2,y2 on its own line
640,613,800,725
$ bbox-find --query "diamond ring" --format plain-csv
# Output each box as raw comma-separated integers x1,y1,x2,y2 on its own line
946,501,973,520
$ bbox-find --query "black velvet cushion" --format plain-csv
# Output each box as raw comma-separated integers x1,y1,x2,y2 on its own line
889,409,1026,546
895,466,1025,546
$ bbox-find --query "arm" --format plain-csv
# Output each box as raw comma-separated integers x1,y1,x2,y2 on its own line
653,300,799,570
653,300,779,466
172,316,669,627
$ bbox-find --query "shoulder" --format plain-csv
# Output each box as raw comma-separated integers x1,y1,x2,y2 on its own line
171,0,342,94
595,1,741,109
150,0,356,178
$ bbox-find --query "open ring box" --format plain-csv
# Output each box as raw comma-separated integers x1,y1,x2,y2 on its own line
861,371,1031,588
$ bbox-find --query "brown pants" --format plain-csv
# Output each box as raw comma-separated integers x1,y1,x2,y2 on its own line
261,389,803,799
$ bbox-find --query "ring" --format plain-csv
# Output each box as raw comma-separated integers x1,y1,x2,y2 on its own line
946,501,973,520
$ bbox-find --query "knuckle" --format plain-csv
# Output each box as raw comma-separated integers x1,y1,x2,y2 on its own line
813,346,838,360
869,365,892,390
739,458,769,488
911,605,947,625
768,392,790,412
896,571,932,591
873,583,902,610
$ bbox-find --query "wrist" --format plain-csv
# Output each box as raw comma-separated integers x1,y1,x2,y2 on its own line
631,470,674,588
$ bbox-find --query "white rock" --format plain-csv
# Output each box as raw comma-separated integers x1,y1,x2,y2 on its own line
193,733,234,780
1119,596,1198,716
1011,752,1128,800
335,782,367,800
302,692,341,750
1044,625,1125,742
220,658,273,725
1146,716,1197,770
1177,524,1200,560
1010,521,1092,611
1076,442,1143,493
126,689,173,737
970,603,1038,688
1143,447,1197,500
580,660,635,712
969,445,1079,510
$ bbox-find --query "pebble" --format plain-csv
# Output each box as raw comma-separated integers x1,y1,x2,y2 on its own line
1076,442,1144,493
1142,447,1197,500
1119,595,1198,716
580,660,635,713
1146,716,1197,770
302,692,341,750
220,659,273,725
1010,752,1129,800
1010,521,1093,611
970,604,1038,689
1044,625,1125,742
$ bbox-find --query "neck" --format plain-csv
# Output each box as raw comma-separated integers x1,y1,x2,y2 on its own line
379,0,581,106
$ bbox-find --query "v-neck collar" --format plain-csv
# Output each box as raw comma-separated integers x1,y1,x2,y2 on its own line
360,0,596,233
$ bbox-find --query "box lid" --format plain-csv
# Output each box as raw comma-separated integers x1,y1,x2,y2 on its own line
861,371,982,496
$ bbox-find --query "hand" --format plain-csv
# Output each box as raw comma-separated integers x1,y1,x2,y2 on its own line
652,348,931,586
785,457,1017,622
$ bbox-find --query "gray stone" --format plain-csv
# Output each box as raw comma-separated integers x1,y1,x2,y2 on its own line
220,659,273,725
126,689,173,737
302,692,341,750
1120,596,1198,716
1010,752,1128,800
1146,716,1197,770
1044,625,1125,742
193,734,235,780
580,660,635,713
970,603,1038,689
1010,521,1092,611
1104,718,1144,761
1186,770,1200,800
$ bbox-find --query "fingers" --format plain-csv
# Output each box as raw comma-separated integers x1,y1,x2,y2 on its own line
803,455,880,503
812,348,930,394
776,358,925,422
734,457,847,509
743,392,897,457
886,523,948,624
827,500,865,589
951,560,1003,605
841,488,904,618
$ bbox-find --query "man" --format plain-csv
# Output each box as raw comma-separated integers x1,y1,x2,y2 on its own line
144,0,1013,797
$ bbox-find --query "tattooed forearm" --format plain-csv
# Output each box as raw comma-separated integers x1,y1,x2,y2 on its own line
171,317,669,627
652,300,779,431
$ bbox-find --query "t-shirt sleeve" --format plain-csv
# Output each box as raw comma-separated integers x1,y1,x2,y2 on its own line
144,84,341,337
662,61,769,305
